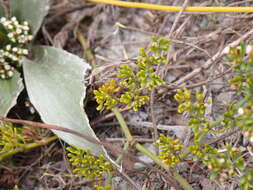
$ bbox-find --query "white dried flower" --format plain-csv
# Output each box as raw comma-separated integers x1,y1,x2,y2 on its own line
238,108,244,115
17,49,22,54
12,47,18,52
11,55,18,61
4,64,11,70
0,74,6,79
4,51,10,57
7,33,14,38
22,25,29,31
2,21,8,26
7,70,14,77
0,17,32,80
22,49,28,55
246,45,253,55
7,25,13,30
11,17,17,22
6,45,11,51
28,35,33,41
0,17,6,22
16,28,22,34
223,46,231,54
236,46,242,51
244,131,250,137
218,158,225,164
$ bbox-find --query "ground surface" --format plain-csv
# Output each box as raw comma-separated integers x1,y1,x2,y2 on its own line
1,0,253,189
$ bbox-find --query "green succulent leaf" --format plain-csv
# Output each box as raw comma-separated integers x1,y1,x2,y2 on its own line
0,70,23,117
22,46,104,155
10,0,50,35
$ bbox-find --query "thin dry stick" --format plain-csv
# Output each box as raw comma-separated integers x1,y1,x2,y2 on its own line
157,67,232,96
115,167,141,190
171,39,212,58
0,117,181,189
113,23,212,58
106,137,154,143
150,88,158,145
167,0,189,39
150,0,189,146
206,129,240,145
0,116,117,155
91,107,129,126
53,5,102,48
228,0,253,6
46,2,93,24
180,67,232,89
157,14,170,36
174,27,253,86
173,16,191,39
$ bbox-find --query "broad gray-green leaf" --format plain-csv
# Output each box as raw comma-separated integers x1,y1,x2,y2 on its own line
23,46,104,155
10,0,50,35
0,71,23,117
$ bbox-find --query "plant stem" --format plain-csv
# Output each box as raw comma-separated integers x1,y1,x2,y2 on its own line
112,106,194,190
112,107,133,141
135,143,194,190
116,142,130,163
106,142,130,186
0,136,58,161
107,107,133,186
135,143,167,169
86,0,253,13
172,171,195,190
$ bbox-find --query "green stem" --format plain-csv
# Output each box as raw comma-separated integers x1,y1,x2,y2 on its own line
116,142,130,163
112,107,133,141
135,143,167,169
106,142,130,186
172,171,195,190
112,106,194,190
135,143,194,190
0,136,58,161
